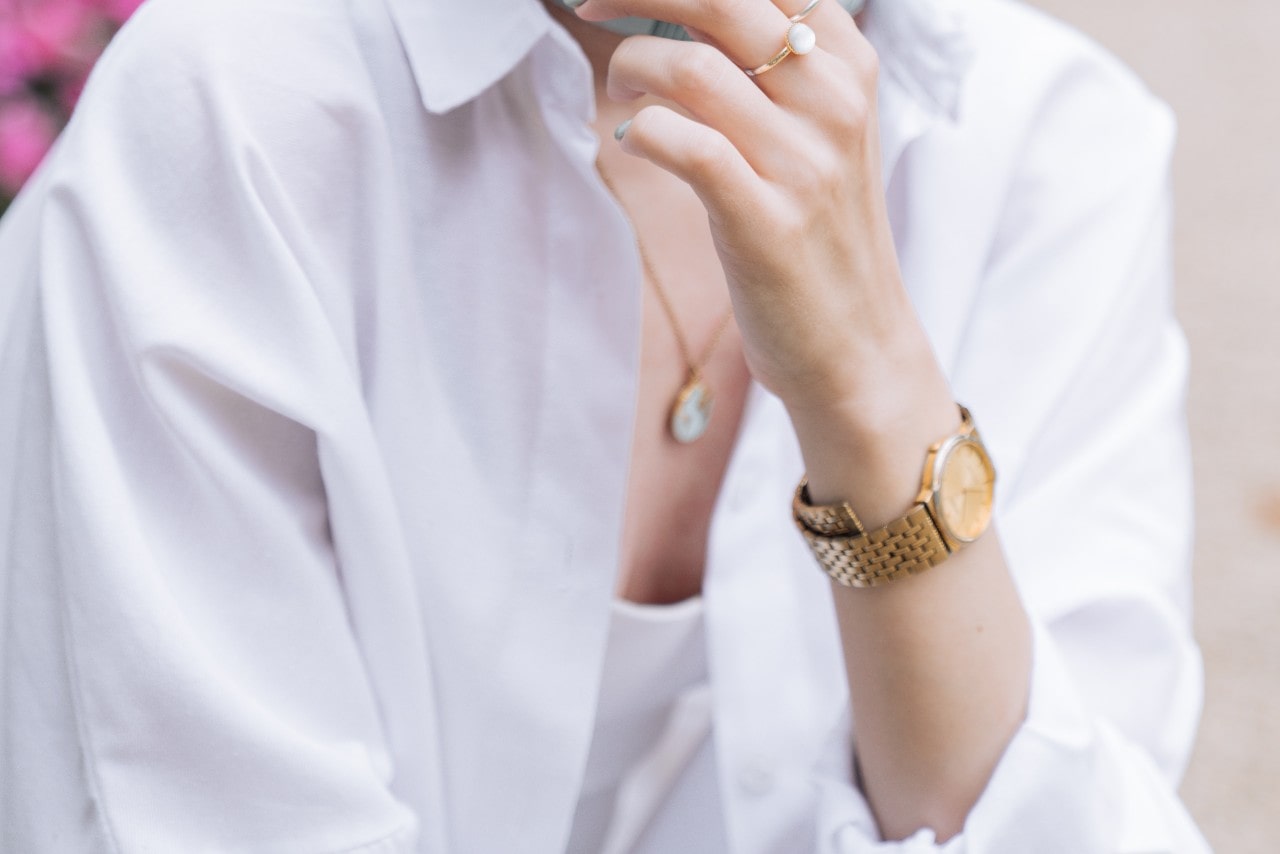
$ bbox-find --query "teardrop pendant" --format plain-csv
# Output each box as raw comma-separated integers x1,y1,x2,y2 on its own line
669,375,714,443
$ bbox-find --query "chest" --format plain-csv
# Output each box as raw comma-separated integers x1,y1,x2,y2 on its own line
595,149,756,605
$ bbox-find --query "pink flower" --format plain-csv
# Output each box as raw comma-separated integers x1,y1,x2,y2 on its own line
0,0,145,199
0,95,58,196
0,19,43,94
13,0,103,73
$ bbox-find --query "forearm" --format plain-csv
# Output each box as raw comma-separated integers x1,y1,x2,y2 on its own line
788,314,1032,843
568,0,1034,833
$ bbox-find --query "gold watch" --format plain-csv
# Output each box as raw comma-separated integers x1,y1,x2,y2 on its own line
792,405,995,588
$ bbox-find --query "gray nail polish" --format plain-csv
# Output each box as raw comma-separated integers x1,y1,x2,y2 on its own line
614,118,633,141
563,0,588,8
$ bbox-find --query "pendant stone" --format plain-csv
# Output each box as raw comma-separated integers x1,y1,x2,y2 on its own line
670,376,713,443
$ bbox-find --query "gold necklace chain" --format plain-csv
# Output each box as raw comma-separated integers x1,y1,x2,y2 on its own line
638,245,736,381
596,163,735,443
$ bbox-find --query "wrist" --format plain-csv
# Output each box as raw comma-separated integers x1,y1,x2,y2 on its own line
792,404,997,590
770,277,939,409
784,368,959,529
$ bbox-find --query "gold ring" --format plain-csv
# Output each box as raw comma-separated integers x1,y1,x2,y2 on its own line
789,0,822,21
744,1,821,78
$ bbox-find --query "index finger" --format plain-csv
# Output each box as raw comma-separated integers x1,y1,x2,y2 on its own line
573,0,796,74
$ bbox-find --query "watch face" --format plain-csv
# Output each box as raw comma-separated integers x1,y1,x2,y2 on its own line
936,438,995,543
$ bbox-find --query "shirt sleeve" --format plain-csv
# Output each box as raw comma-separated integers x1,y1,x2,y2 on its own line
0,4,420,851
813,22,1208,854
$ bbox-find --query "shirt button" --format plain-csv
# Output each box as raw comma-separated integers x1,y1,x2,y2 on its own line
737,759,774,796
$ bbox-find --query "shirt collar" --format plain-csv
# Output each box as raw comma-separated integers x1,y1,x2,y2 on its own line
382,0,554,114
381,0,973,124
861,0,973,123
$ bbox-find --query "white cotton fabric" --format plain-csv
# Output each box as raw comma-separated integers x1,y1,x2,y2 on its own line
566,597,724,854
0,0,1209,851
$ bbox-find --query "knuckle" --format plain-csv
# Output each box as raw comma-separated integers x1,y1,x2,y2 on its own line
691,0,718,19
688,138,731,177
629,104,664,140
845,27,881,84
831,90,871,137
672,43,731,98
794,153,842,195
611,33,642,69
695,0,748,22
806,57,872,137
813,152,845,187
771,204,809,245
608,37,648,91
857,44,881,84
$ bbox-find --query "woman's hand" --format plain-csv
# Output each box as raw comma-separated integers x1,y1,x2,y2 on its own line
574,3,1033,843
574,0,926,419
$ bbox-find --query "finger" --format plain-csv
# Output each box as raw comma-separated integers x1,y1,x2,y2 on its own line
763,0,867,69
739,0,879,140
608,36,794,172
580,0,867,106
576,0,793,74
615,104,769,224
745,0,873,98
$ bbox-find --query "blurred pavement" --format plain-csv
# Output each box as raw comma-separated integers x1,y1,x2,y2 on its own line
1023,2,1280,851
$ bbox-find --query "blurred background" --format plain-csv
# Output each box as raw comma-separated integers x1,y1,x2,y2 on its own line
0,0,142,213
1024,1,1280,850
2,0,1274,850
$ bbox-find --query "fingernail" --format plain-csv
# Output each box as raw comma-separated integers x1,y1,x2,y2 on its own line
614,118,632,141
564,0,589,8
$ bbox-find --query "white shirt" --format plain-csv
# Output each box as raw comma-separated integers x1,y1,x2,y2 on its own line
567,598,723,854
0,0,1209,851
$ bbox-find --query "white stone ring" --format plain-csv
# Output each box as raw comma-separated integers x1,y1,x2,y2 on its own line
743,0,822,78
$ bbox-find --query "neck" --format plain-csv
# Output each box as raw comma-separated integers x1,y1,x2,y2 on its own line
542,1,625,88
